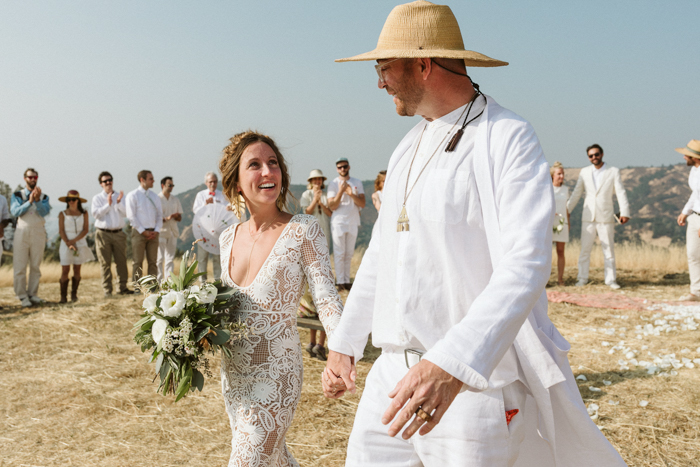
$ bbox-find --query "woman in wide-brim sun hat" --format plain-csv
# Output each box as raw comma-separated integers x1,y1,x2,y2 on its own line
57,190,95,303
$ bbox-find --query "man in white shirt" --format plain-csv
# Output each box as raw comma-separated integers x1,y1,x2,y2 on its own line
157,176,183,282
125,170,162,287
192,172,228,282
323,2,625,466
567,144,630,289
676,139,700,301
327,158,365,290
0,194,10,266
91,171,133,297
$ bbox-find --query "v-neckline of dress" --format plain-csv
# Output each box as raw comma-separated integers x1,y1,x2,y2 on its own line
226,214,297,289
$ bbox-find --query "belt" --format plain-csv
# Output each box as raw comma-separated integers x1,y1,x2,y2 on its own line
694,212,700,217
144,228,155,231
404,348,425,369
98,228,122,233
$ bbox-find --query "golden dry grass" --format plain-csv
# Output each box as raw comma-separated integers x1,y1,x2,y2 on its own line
1,248,699,466
554,241,688,273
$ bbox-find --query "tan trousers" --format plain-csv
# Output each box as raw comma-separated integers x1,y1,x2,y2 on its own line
157,236,177,282
95,229,129,294
196,244,221,282
13,226,47,300
132,230,159,284
687,214,700,295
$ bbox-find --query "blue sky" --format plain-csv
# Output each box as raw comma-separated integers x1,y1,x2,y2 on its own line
1,0,698,216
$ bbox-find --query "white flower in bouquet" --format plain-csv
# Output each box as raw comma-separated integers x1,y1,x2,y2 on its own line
143,294,158,313
161,291,186,317
152,318,169,345
189,283,218,304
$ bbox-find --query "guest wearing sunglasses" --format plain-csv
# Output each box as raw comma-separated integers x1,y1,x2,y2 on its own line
58,191,94,303
567,144,630,289
10,168,51,307
327,158,365,291
91,171,133,297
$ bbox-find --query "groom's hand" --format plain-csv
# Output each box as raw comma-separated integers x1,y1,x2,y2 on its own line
322,350,356,398
382,360,463,439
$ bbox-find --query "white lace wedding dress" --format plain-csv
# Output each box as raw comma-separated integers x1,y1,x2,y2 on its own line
219,214,343,467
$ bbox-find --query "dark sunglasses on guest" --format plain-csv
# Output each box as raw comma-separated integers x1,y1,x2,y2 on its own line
588,152,601,158
337,164,349,170
101,178,113,184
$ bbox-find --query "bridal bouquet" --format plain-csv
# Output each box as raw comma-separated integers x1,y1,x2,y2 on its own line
132,250,247,401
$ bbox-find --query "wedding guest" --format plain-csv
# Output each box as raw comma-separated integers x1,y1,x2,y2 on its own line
126,170,162,287
157,176,183,282
327,158,365,290
192,172,228,282
372,170,387,211
567,144,630,289
323,2,625,465
91,171,133,297
551,162,570,285
299,169,333,360
0,194,10,266
675,139,700,301
10,168,50,307
58,191,94,303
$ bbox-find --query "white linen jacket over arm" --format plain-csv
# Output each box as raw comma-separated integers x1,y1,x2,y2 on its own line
567,165,630,223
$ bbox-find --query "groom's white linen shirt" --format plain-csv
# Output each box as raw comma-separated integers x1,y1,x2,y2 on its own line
125,186,163,234
328,98,552,391
591,162,607,190
91,191,126,230
682,166,700,215
192,189,228,214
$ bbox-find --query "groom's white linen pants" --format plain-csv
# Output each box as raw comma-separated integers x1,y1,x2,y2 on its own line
345,352,531,467
577,221,616,285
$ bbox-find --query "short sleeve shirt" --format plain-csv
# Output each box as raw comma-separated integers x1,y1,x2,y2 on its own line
327,176,364,233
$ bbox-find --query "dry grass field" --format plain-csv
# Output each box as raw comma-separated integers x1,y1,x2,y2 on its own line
1,244,700,466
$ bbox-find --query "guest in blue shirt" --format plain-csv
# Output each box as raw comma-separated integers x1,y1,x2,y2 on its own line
10,168,51,307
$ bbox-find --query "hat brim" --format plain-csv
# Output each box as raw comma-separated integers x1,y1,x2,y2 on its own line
59,196,87,203
336,48,508,67
676,147,700,159
307,176,327,182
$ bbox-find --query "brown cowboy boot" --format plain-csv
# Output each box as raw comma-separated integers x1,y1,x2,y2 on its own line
71,277,81,302
59,279,69,303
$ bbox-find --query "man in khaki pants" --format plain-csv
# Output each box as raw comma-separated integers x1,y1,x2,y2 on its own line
676,139,700,301
126,170,162,288
10,168,51,307
91,171,133,297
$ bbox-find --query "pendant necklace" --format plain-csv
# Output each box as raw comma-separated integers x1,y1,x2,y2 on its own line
397,91,484,232
243,210,283,285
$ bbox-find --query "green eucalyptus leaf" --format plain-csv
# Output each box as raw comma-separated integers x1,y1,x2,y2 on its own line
192,370,204,392
208,328,230,346
155,353,164,374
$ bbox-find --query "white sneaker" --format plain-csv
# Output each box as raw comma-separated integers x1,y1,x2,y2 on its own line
20,298,32,307
28,296,45,304
679,293,700,302
575,280,587,287
608,282,621,290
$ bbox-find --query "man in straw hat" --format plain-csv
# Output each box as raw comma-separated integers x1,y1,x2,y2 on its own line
322,2,625,466
676,140,700,302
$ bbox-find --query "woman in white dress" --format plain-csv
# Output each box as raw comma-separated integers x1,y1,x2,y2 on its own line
371,170,386,212
58,190,95,303
551,162,569,285
298,169,333,360
218,131,343,466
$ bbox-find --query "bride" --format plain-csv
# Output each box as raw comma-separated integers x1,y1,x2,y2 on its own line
217,130,343,466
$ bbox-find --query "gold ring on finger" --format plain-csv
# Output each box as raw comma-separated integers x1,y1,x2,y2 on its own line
415,407,432,423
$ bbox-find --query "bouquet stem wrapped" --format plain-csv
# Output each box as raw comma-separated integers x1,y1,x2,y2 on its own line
132,250,246,401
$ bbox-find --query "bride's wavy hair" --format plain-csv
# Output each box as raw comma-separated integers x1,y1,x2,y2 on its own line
219,130,294,218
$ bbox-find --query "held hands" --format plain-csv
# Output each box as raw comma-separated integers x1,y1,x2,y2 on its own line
382,360,463,439
322,351,356,398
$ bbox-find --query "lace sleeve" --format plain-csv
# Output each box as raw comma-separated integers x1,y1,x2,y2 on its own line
299,216,343,336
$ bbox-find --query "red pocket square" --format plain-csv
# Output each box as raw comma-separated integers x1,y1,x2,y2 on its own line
505,409,519,426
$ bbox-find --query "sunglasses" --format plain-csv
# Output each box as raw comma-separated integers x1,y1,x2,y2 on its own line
375,58,402,83
166,184,175,188
68,199,79,203
101,178,113,184
25,175,38,180
337,164,349,170
588,152,602,158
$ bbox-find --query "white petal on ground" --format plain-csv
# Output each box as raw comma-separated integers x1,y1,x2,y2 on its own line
639,400,649,407
589,387,602,392
576,375,587,381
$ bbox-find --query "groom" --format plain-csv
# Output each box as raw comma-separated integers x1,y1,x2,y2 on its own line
323,1,626,466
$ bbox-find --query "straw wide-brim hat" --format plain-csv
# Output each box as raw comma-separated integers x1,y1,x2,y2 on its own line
336,0,507,67
676,140,700,159
58,190,87,203
307,169,327,182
